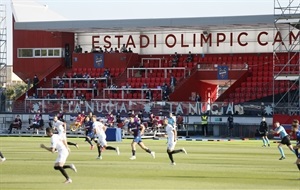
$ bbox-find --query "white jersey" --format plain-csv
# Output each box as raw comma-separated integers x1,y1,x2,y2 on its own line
51,134,67,153
93,121,106,138
53,120,66,140
165,123,176,151
165,124,175,141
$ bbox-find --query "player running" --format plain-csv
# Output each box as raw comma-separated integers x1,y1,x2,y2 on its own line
52,116,78,149
271,121,295,160
40,127,77,184
92,115,120,160
163,118,187,165
290,119,300,174
127,115,155,160
84,116,96,150
258,117,270,147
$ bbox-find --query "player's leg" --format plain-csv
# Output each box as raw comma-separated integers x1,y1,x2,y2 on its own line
261,134,266,146
166,140,176,165
96,141,103,159
130,140,137,159
0,151,6,162
85,136,93,145
287,144,296,155
264,135,270,146
67,141,79,149
138,141,155,158
278,143,285,160
103,139,120,155
53,151,74,183
54,163,70,182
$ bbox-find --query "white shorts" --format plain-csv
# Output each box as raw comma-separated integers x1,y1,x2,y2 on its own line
167,139,176,151
97,135,107,147
59,134,67,141
55,149,69,164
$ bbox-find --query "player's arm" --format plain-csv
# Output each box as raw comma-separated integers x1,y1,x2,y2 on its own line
40,144,55,153
103,124,107,132
140,124,145,135
274,128,281,134
62,139,70,152
63,122,67,131
173,128,177,142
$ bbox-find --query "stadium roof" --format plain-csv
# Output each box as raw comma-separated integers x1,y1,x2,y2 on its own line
14,15,279,33
11,0,281,33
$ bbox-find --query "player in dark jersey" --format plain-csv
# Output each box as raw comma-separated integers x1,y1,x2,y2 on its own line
259,117,270,147
84,116,96,150
127,116,155,160
290,119,300,174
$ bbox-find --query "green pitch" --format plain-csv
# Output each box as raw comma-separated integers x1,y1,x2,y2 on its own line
0,137,299,190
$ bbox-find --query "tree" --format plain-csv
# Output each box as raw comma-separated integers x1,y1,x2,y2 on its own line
4,83,27,100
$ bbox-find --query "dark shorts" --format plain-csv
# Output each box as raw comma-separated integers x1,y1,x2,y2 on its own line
295,149,300,158
280,136,291,146
86,132,94,139
133,136,142,143
259,131,268,137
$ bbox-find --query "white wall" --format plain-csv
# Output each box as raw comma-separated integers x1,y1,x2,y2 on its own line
76,28,299,54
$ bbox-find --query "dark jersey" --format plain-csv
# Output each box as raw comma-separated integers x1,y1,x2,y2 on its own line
259,121,268,132
128,121,141,137
85,121,94,134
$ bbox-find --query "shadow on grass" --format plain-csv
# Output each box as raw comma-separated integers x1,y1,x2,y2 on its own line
1,181,54,184
164,175,298,180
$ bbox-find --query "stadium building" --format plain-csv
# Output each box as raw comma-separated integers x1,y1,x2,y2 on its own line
0,0,299,137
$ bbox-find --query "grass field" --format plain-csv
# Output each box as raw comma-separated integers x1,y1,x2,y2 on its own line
0,137,299,190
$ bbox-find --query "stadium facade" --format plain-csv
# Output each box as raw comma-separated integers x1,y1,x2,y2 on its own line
0,0,299,137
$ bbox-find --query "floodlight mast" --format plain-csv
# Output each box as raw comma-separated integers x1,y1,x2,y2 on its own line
273,0,300,115
0,3,7,88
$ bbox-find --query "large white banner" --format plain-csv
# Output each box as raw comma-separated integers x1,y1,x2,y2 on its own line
77,29,300,54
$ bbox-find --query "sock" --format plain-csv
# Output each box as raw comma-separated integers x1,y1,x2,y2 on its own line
145,149,151,154
54,166,69,180
297,164,300,171
106,146,116,150
172,150,182,154
85,137,93,146
265,137,270,145
290,149,296,155
63,165,71,169
295,149,299,157
67,142,77,147
262,138,266,145
167,152,174,163
97,145,101,157
132,150,136,156
278,147,285,157
0,151,4,158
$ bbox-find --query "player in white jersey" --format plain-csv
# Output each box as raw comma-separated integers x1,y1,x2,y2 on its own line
92,115,120,159
163,118,187,165
52,116,78,149
40,127,77,184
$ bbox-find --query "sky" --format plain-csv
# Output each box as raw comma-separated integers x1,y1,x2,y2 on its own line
3,0,276,65
38,0,274,20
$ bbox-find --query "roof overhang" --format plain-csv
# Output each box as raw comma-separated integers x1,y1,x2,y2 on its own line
14,15,282,33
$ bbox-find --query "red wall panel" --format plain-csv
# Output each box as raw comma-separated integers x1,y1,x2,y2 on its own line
13,29,74,81
170,73,218,102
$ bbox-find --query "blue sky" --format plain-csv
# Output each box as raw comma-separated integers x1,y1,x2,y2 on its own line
4,0,275,65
